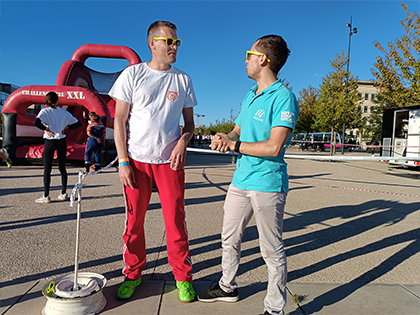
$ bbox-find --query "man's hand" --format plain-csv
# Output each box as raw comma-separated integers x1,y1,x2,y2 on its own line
119,165,136,189
210,133,235,153
169,138,188,171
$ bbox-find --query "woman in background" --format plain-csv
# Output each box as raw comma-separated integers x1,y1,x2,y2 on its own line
33,91,81,203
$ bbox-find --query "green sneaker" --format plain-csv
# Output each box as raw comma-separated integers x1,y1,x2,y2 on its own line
176,281,195,303
117,278,141,300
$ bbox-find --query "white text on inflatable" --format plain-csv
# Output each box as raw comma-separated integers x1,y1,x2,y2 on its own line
22,90,66,97
67,91,85,100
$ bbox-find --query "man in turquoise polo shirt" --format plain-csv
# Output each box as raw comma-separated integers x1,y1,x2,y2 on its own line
198,35,299,315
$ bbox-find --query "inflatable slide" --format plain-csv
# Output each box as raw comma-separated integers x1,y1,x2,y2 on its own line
1,44,141,164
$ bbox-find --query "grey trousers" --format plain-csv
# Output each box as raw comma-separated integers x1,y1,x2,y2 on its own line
219,184,287,315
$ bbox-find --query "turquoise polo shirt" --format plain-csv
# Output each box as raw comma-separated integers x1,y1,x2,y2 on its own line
232,79,299,193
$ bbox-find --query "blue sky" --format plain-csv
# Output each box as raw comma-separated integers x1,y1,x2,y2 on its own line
0,0,418,126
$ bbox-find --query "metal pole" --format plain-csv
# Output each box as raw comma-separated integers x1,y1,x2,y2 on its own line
346,17,352,76
73,171,83,291
344,17,357,155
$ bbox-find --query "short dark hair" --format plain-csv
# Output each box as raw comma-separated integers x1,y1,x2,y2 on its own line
147,21,177,41
89,111,99,120
45,91,59,108
255,35,290,75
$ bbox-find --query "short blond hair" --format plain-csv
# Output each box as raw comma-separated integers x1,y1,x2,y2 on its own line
147,21,177,49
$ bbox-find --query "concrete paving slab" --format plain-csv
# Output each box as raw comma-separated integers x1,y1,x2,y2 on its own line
159,281,304,315
402,284,420,298
0,280,39,313
0,280,46,315
287,282,420,315
101,279,164,315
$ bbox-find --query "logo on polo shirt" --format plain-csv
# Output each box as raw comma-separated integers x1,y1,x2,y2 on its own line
253,109,265,122
281,111,295,123
167,91,179,101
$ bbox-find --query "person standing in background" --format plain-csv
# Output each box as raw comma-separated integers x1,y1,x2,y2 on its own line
84,111,105,172
33,91,81,203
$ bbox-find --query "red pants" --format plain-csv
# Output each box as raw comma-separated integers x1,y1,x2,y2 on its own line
122,160,192,282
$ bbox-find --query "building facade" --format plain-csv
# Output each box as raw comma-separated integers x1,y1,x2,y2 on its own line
0,83,19,107
347,80,380,143
357,80,379,120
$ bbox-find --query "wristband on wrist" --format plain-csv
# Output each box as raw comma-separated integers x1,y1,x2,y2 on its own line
234,140,241,153
118,158,129,163
119,161,130,167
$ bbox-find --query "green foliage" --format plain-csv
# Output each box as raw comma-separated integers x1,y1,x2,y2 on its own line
196,108,238,135
371,3,420,108
369,3,420,139
366,94,399,139
313,51,363,132
202,118,235,135
295,85,318,134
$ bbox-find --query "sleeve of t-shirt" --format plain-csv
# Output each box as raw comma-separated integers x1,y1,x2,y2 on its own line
108,67,133,104
271,91,299,130
183,75,198,109
36,108,47,122
235,111,242,128
65,111,79,126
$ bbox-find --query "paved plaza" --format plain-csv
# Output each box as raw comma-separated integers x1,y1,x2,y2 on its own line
1,147,419,314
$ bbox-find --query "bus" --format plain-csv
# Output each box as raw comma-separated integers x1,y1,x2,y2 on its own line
292,132,348,151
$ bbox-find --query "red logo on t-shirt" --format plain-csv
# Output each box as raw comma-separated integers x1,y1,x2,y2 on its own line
167,91,179,101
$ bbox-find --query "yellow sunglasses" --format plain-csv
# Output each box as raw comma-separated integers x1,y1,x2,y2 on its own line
153,37,182,47
246,50,270,62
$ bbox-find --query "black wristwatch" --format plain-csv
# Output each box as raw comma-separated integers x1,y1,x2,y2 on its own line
234,140,241,153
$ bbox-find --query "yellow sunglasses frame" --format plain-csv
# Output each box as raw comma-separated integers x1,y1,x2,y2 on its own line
153,37,182,47
246,50,270,62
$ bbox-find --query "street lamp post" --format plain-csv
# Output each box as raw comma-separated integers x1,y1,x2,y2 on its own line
342,16,358,154
194,114,205,127
346,16,358,85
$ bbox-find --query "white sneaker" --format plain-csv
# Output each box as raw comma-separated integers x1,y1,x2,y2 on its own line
57,193,68,201
36,196,51,204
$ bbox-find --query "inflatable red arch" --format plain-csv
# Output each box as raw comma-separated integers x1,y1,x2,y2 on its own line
1,44,141,163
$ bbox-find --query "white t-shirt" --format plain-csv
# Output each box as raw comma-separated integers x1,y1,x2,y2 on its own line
108,63,198,164
36,107,78,140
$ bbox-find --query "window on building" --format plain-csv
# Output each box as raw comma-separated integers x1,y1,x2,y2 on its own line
371,94,376,100
365,93,369,100
364,106,368,113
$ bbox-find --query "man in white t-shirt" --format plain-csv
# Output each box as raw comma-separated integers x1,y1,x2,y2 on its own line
109,21,197,303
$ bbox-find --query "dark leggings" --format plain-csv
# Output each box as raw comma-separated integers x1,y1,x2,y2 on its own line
43,138,67,197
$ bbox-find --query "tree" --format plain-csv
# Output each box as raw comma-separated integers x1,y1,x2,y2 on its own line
369,3,420,138
371,3,420,106
295,85,318,134
366,94,399,140
204,118,236,135
313,51,363,133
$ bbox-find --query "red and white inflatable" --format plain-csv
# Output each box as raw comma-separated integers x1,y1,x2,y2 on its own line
1,44,141,163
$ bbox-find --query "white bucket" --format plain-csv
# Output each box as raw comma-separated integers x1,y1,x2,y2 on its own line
42,272,107,315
